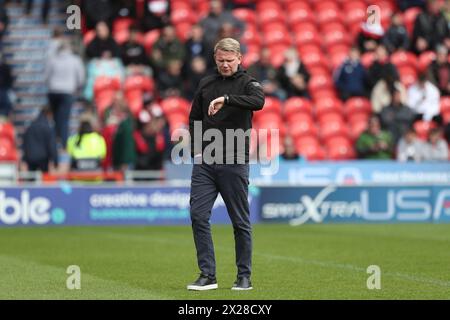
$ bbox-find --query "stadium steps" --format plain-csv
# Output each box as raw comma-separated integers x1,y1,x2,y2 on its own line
3,0,83,158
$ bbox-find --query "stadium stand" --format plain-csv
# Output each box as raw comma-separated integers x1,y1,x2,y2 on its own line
0,0,449,182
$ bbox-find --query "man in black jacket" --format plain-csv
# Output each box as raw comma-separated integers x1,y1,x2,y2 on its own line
187,38,264,291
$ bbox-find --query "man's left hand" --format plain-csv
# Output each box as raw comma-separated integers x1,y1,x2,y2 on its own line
208,97,225,116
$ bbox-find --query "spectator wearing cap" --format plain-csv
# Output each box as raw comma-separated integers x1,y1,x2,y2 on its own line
407,72,440,121
427,45,450,96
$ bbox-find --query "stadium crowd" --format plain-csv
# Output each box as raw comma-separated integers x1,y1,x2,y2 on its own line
0,0,449,176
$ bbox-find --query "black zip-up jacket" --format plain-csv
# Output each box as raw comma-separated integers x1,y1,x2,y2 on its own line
189,66,265,163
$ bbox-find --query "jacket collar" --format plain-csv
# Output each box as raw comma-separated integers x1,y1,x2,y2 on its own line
215,65,246,79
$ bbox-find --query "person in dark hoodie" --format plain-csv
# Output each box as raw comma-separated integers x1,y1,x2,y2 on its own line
22,106,58,172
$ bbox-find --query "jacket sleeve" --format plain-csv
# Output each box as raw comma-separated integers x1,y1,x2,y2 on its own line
227,80,265,111
189,87,204,157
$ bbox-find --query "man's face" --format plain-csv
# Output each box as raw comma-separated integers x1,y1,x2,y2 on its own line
215,49,241,77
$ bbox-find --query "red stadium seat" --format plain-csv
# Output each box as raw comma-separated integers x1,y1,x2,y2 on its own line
418,51,436,72
286,2,314,25
323,28,351,48
317,112,345,125
320,21,346,34
314,97,344,119
167,113,188,134
414,120,438,140
344,97,372,118
161,97,191,118
113,17,135,34
398,66,418,88
327,143,356,160
390,50,418,70
0,121,15,143
284,97,313,118
124,75,154,116
319,120,350,141
343,1,367,27
256,1,282,12
329,50,350,70
175,22,193,42
261,96,282,115
293,26,321,47
257,114,283,131
263,28,293,47
301,51,329,70
295,138,326,161
308,74,334,93
361,51,376,68
242,46,260,68
441,97,450,114
143,29,160,55
171,0,191,10
258,6,285,25
298,47,323,65
0,137,18,162
316,2,341,25
443,111,450,124
171,7,197,25
83,29,96,46
403,7,422,36
288,118,318,139
93,77,122,116
268,44,290,68
241,23,261,46
311,89,337,101
261,21,288,34
232,8,257,25
308,66,330,77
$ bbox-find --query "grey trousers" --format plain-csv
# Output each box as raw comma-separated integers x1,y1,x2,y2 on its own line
189,163,252,278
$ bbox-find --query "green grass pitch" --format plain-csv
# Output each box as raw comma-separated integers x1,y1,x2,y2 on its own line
0,224,449,299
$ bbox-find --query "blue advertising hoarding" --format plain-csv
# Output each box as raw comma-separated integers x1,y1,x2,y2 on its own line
0,185,261,227
259,185,450,224
165,161,450,185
